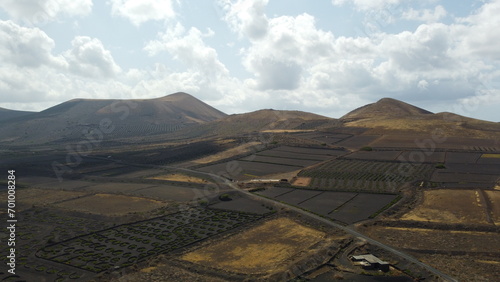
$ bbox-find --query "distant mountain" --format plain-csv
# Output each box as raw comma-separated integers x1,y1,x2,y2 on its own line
341,98,500,137
0,107,35,122
173,109,339,138
341,98,433,121
0,92,227,144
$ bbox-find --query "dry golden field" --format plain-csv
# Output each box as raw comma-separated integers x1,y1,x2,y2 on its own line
182,218,325,275
401,189,489,224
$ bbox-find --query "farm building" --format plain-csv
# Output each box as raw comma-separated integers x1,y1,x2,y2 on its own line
350,254,390,272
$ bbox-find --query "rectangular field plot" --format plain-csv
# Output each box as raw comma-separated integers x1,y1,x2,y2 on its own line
431,171,498,183
444,163,500,174
81,183,156,193
329,194,397,224
299,159,434,193
401,190,490,224
445,152,482,163
255,187,294,198
345,151,402,161
485,191,500,224
335,135,381,148
477,154,500,165
398,150,446,163
197,161,302,180
36,208,266,273
298,192,357,216
274,189,323,205
240,155,320,167
128,185,210,201
271,146,345,156
210,197,272,214
256,150,332,161
372,136,498,151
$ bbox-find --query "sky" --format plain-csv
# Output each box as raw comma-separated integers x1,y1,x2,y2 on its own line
0,0,499,122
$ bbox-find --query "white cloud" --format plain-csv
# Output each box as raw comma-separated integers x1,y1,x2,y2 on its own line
219,0,269,40
455,0,500,60
64,36,121,78
0,20,62,67
332,0,402,11
109,0,176,26
0,0,92,25
144,23,228,85
242,14,336,91
402,5,447,23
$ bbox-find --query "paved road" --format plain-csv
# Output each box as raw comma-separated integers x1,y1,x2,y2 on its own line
87,157,458,282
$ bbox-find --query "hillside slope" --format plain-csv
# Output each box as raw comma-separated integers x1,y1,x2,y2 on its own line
341,98,500,137
0,107,35,122
0,92,227,144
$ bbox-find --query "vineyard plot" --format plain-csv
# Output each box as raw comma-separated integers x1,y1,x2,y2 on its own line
329,193,398,224
345,151,402,161
299,159,435,193
37,208,266,273
298,192,357,216
274,189,323,205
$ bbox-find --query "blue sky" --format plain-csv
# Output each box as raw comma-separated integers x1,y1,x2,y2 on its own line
0,0,499,121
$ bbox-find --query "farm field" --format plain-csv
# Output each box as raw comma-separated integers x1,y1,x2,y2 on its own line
400,190,490,224
274,189,323,205
181,218,326,275
371,136,499,151
477,153,500,164
345,150,402,161
485,191,500,224
299,159,434,193
291,132,351,144
147,173,210,184
398,150,446,163
209,197,273,215
445,152,482,163
240,154,320,167
430,171,498,183
53,194,165,216
195,145,347,180
197,161,302,180
252,187,291,198
4,188,88,208
128,185,217,202
80,182,157,193
35,208,267,275
418,254,500,282
255,188,397,224
329,193,397,224
271,146,345,156
298,191,357,215
335,135,381,149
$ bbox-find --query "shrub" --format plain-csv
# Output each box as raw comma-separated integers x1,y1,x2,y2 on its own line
360,146,373,151
219,194,232,201
435,163,446,169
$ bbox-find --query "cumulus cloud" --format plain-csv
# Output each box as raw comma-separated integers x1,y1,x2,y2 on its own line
109,0,176,26
144,23,228,85
402,5,447,23
64,36,121,78
0,0,92,24
0,20,62,67
218,0,269,40
241,14,335,91
332,0,402,11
